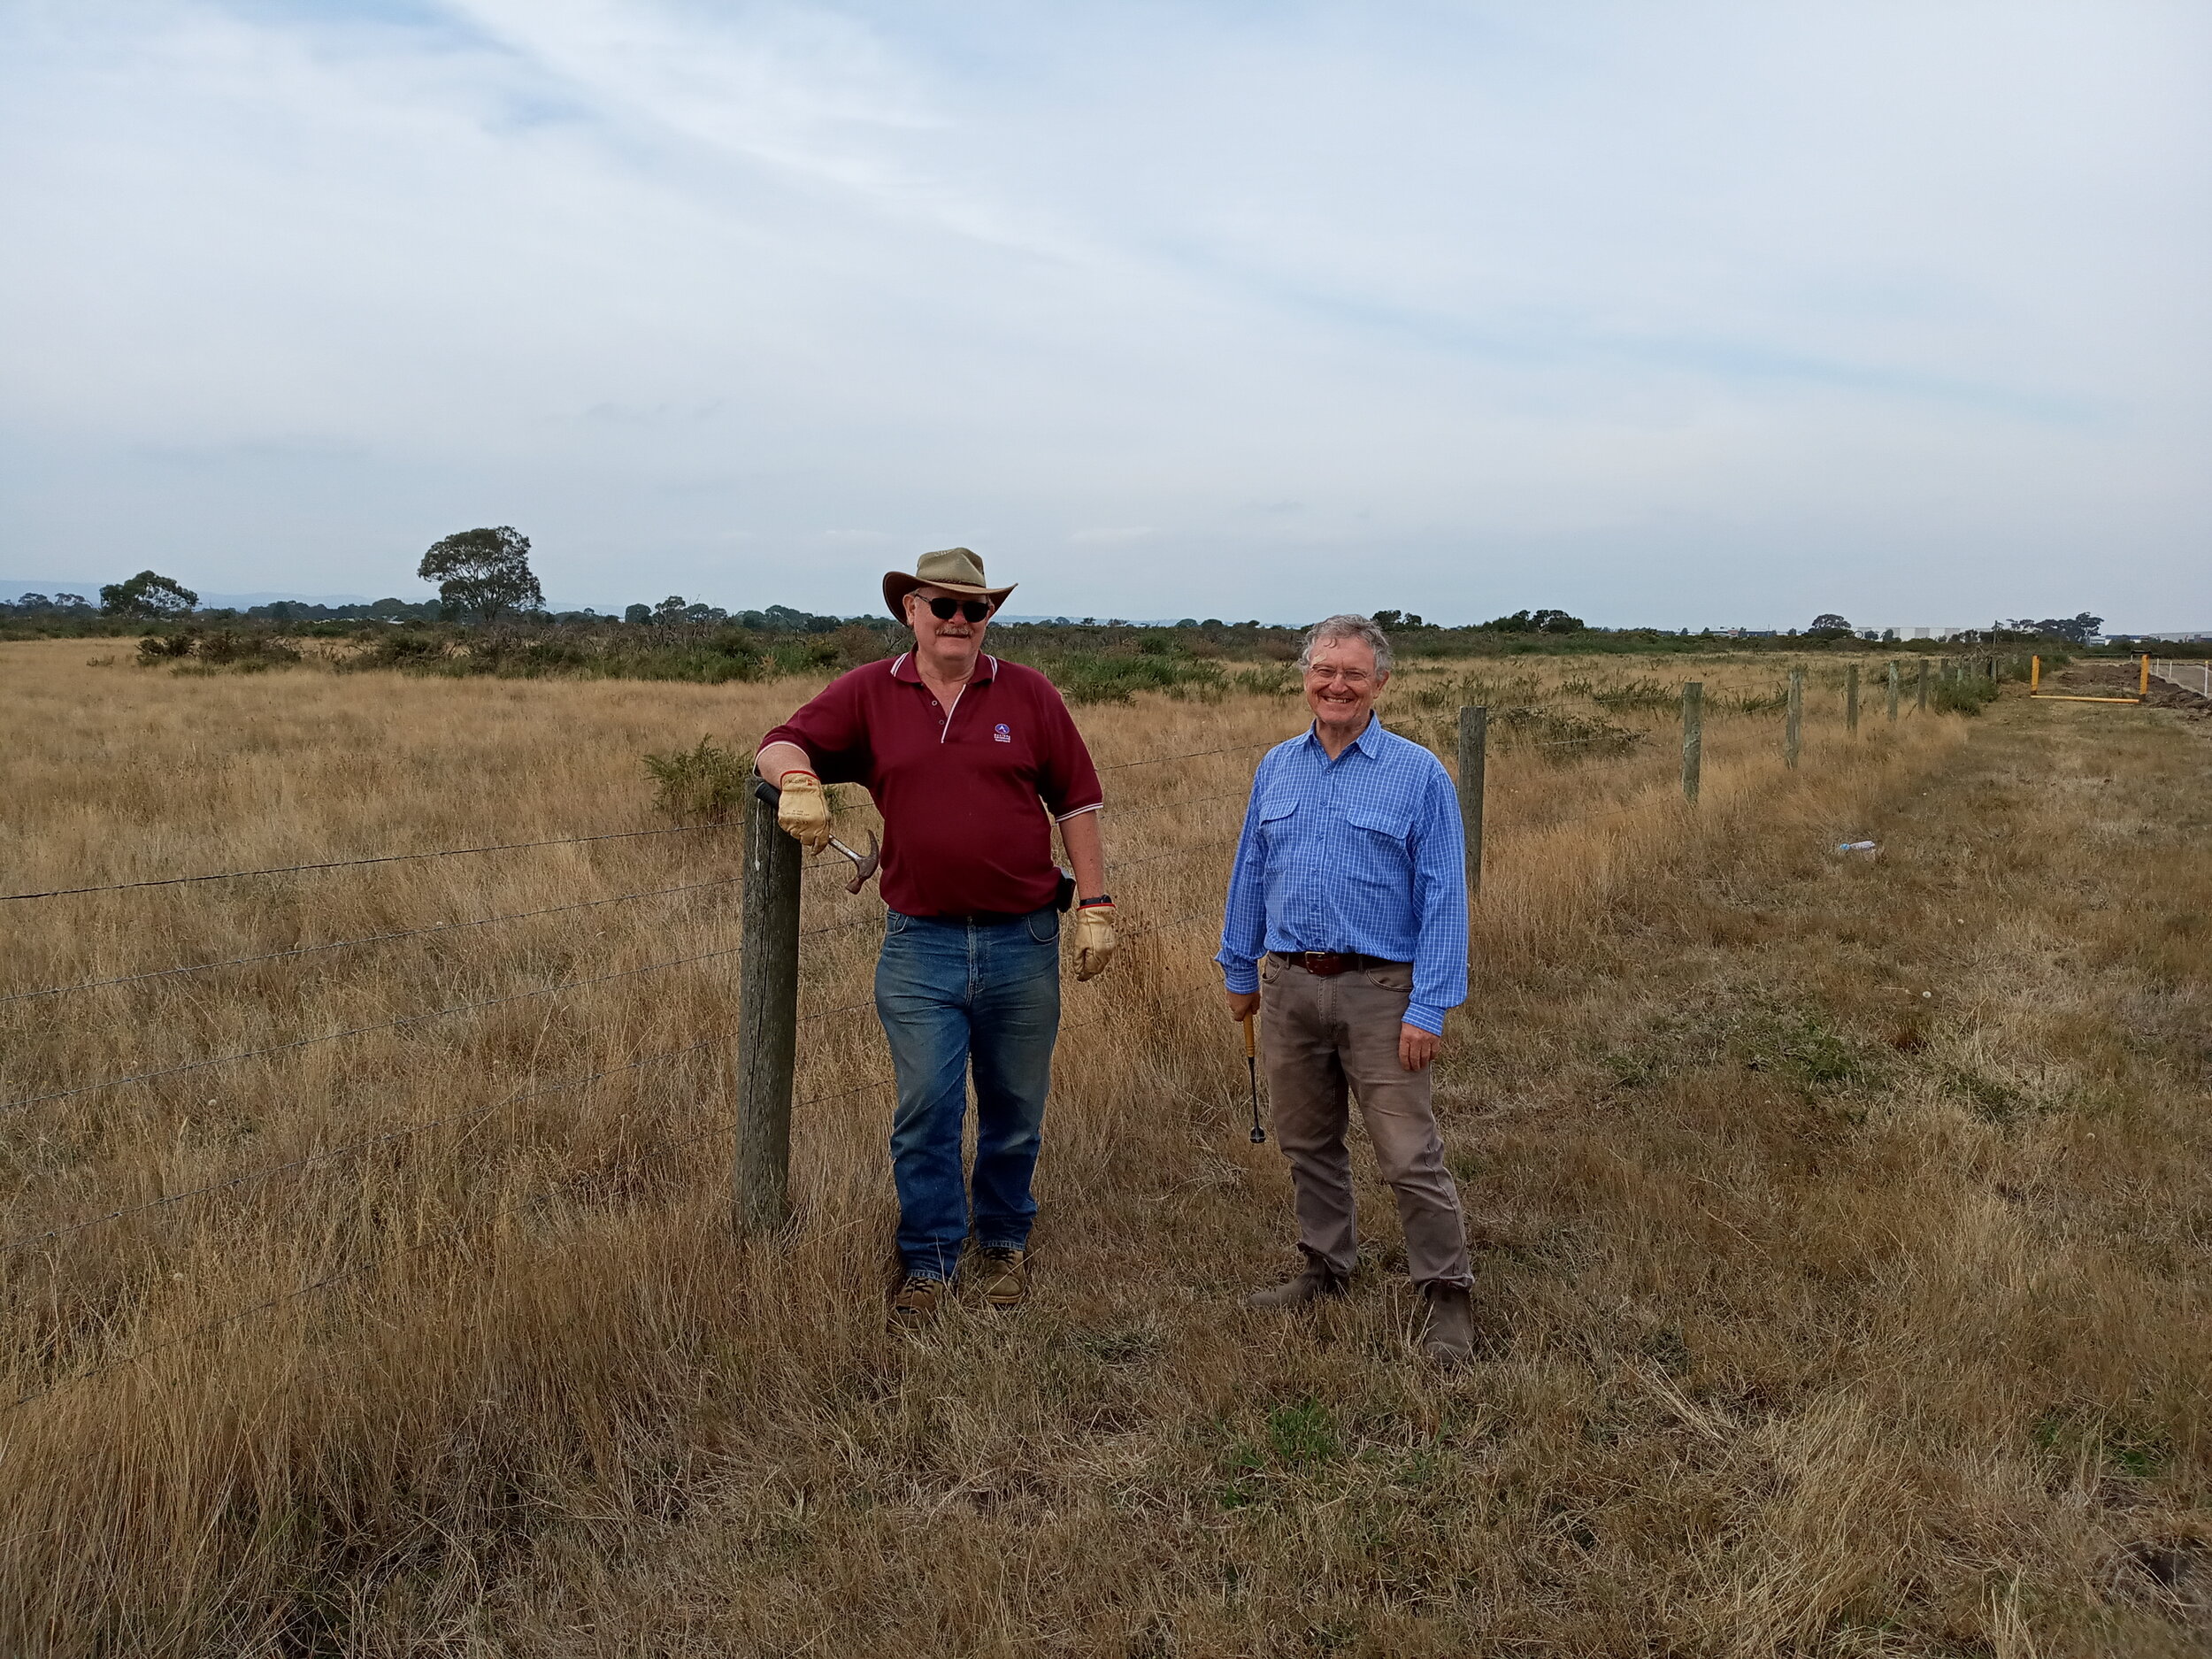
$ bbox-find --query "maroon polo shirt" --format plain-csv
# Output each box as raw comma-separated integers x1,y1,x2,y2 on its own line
760,652,1103,918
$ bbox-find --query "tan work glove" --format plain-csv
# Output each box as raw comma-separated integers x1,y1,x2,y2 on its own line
1072,901,1117,981
775,771,833,854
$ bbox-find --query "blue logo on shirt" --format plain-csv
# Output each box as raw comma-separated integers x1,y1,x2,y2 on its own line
994,723,1012,743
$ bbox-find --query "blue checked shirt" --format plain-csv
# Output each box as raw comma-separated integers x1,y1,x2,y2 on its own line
1217,714,1469,1035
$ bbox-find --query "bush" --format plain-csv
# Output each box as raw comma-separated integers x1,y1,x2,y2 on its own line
1587,677,1676,711
641,737,757,824
1933,674,2001,715
1231,665,1301,697
1495,707,1643,758
1021,652,1226,706
136,629,300,671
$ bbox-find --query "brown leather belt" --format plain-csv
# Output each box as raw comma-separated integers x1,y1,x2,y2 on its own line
1271,950,1397,978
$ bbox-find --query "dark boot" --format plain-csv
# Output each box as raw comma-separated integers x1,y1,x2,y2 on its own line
1419,1283,1474,1364
1248,1260,1348,1310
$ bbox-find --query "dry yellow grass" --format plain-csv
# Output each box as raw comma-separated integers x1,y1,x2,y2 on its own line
2,641,2205,1655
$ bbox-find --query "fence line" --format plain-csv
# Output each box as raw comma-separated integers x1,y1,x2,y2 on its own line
5,966,1230,1412
1098,739,1278,771
1,1036,727,1256
1,876,747,1006
1,821,733,904
2148,658,2210,700
4,670,1978,1412
4,940,749,1115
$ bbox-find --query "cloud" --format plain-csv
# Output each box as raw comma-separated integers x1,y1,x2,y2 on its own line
0,1,2207,627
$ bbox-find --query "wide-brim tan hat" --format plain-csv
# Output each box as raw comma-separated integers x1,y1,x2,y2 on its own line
882,547,1017,624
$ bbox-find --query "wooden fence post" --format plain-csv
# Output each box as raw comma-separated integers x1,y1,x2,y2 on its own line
1846,664,1860,735
735,779,802,1236
1917,658,1929,711
1785,671,1802,770
1681,682,1702,804
1456,706,1486,900
1886,661,1900,723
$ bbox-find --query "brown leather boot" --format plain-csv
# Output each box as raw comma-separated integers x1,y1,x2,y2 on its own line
1419,1283,1475,1364
1248,1261,1348,1310
888,1273,952,1329
975,1247,1029,1311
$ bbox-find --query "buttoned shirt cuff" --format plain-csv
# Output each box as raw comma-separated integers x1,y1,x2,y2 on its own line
1404,1002,1448,1037
1220,958,1260,995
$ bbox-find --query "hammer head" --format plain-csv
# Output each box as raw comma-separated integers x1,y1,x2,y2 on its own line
829,830,880,895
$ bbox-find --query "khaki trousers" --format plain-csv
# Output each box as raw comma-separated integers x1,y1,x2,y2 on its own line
1259,955,1472,1289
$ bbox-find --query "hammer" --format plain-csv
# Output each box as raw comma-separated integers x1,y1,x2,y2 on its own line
754,777,880,895
826,830,880,895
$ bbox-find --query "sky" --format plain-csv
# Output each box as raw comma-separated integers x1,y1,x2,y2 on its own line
3,1,2208,630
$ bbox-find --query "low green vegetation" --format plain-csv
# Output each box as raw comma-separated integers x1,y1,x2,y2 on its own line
641,737,757,823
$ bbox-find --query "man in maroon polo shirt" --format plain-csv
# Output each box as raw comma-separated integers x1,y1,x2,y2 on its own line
756,548,1115,1325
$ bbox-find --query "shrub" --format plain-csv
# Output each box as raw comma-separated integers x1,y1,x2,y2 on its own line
1587,677,1676,711
137,630,300,671
1231,665,1301,697
641,737,757,824
1933,675,2000,716
1495,707,1642,758
1042,654,1225,706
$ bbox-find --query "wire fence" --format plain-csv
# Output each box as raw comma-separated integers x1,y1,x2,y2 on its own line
0,685,1936,1410
2149,658,2212,702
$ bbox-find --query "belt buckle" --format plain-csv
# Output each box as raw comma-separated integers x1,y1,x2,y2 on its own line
1304,951,1348,977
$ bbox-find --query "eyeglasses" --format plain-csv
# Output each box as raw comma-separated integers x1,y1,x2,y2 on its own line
925,596,994,623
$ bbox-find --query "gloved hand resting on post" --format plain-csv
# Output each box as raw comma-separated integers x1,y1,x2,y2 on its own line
1072,899,1117,981
773,770,833,854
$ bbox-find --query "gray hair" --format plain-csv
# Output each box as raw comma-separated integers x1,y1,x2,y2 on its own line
1296,614,1393,676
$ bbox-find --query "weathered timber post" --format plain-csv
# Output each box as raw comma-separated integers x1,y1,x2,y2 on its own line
1917,658,1930,710
735,779,802,1235
1846,664,1860,735
1785,671,1803,770
1886,661,1900,723
1681,682,1703,804
1456,706,1486,900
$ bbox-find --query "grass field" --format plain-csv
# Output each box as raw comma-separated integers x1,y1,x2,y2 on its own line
2,641,2206,1655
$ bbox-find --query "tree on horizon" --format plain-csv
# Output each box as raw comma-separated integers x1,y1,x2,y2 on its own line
419,526,543,625
100,571,198,618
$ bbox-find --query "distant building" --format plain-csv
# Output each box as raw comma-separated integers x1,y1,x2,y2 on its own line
1874,626,1967,641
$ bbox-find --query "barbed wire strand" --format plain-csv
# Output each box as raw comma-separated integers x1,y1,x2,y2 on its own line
0,1037,729,1256
4,964,1233,1410
1,821,733,905
1107,788,1249,822
1,877,745,1006
4,941,748,1116
1096,738,1279,772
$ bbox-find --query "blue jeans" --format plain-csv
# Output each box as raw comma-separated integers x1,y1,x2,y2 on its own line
875,906,1062,1280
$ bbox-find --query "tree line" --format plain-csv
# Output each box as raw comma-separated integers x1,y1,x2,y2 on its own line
3,523,2115,650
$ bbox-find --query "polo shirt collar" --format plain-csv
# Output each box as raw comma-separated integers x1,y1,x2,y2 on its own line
890,651,997,685
1302,710,1383,757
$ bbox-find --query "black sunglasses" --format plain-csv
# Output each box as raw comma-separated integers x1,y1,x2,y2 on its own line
925,595,994,623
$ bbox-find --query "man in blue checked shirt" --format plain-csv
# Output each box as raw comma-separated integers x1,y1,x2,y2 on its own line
1218,613,1476,1363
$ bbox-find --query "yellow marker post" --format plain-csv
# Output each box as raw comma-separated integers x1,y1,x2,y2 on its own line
2031,649,2149,705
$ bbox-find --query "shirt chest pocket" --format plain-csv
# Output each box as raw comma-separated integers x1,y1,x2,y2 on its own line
1341,801,1413,847
1257,795,1299,843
